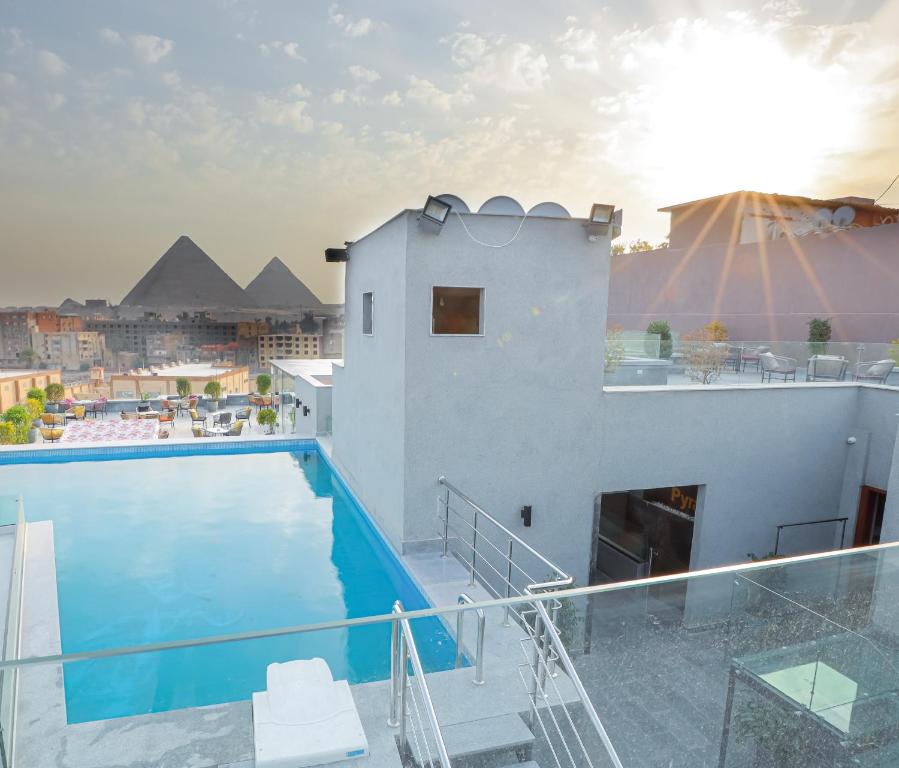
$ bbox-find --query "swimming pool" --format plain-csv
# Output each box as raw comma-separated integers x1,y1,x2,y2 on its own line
0,446,456,723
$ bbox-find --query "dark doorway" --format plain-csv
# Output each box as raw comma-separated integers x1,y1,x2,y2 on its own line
854,486,886,546
590,485,699,584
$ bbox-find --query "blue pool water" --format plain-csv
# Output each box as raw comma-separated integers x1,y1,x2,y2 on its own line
0,447,456,723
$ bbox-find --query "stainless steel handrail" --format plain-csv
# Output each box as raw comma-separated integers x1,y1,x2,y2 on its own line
532,598,624,768
388,601,451,768
438,476,573,626
455,594,485,685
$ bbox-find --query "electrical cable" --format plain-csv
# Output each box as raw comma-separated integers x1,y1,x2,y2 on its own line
453,209,529,248
874,172,899,204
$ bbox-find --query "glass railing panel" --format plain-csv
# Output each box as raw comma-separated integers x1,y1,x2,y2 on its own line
0,496,25,767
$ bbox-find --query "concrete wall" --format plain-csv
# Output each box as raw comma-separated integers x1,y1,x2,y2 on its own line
293,375,332,435
331,215,409,545
608,222,899,342
401,212,610,584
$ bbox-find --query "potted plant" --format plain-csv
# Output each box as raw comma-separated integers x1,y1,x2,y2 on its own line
175,377,191,400
24,397,43,443
26,387,46,411
44,382,65,413
204,380,222,411
808,317,832,356
257,407,277,435
137,392,151,413
0,422,15,445
1,405,30,445
256,374,272,397
645,320,673,359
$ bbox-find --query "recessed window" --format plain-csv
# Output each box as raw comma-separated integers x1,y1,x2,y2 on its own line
432,287,484,335
362,292,374,335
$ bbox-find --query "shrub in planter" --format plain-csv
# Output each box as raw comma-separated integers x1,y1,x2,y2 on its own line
26,388,46,409
256,374,272,397
808,317,832,356
44,382,65,411
2,405,30,444
176,378,191,399
645,320,672,359
257,407,277,434
0,422,15,445
204,380,223,410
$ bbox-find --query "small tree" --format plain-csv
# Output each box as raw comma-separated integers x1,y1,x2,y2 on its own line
26,387,46,409
604,324,626,373
646,320,673,359
44,382,65,404
682,328,728,384
176,378,191,399
257,407,277,434
808,318,832,356
256,373,272,396
25,397,43,423
704,320,729,341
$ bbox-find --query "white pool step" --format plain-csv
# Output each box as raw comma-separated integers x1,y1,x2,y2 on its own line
253,658,369,768
408,712,535,766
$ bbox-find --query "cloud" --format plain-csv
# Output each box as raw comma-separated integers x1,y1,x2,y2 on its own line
556,25,601,73
443,33,549,92
260,41,307,62
328,4,378,38
290,82,311,97
382,90,402,106
405,76,473,112
256,96,314,133
319,120,343,136
44,92,66,111
131,34,174,64
161,70,182,90
348,64,380,83
99,28,124,45
0,72,16,88
329,89,347,105
38,49,69,76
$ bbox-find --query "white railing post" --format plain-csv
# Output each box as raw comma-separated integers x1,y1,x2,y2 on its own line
387,614,400,728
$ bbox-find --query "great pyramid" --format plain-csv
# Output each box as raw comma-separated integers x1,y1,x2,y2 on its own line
121,236,256,307
245,257,322,308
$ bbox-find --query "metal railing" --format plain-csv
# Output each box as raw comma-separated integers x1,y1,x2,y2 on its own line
388,601,451,768
438,475,573,625
518,599,624,768
455,594,485,685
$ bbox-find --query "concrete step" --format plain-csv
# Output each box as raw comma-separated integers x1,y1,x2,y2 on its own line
407,713,534,768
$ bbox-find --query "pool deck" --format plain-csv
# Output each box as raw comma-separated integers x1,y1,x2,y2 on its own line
15,494,571,767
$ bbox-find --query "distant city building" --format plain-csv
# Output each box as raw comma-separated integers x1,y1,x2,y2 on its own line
258,332,321,365
30,330,106,371
0,368,62,411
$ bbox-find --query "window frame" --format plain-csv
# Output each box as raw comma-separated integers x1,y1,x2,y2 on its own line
430,285,486,337
362,291,374,336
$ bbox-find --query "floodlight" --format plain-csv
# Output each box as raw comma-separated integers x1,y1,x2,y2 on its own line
587,203,617,239
419,195,452,233
325,248,348,263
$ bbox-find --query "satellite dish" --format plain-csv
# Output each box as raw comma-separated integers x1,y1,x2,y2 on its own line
527,202,571,219
435,194,470,213
813,208,833,227
833,206,856,227
478,196,526,216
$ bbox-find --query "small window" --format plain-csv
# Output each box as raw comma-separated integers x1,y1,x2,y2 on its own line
432,287,484,335
362,292,374,335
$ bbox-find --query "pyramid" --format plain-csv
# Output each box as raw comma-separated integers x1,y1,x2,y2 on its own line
121,236,256,307
245,257,322,309
58,298,85,312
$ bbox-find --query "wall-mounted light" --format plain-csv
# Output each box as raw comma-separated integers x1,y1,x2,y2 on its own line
325,247,348,263
419,195,452,234
303,405,310,416
521,505,532,527
587,203,618,240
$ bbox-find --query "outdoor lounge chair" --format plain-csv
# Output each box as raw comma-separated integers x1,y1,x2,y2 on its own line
158,409,175,430
759,352,797,383
854,360,895,384
227,420,245,436
40,426,64,443
740,345,770,372
191,425,208,438
806,354,848,382
190,408,205,428
213,412,232,428
235,406,251,422
41,413,64,427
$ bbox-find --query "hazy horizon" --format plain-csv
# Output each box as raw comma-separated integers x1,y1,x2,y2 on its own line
2,0,898,306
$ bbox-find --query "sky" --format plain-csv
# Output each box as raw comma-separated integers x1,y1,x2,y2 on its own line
1,0,898,307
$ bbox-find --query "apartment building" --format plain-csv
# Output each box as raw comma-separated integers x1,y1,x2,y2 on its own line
30,330,107,371
258,332,321,365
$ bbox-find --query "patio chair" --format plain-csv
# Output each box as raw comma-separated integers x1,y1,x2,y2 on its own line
158,410,176,430
235,406,251,422
740,345,770,372
89,399,108,420
854,360,895,384
121,411,139,421
806,355,848,382
40,426,64,443
759,352,797,383
190,408,205,428
41,413,64,427
191,425,208,438
227,420,245,436
213,412,232,428
721,345,741,371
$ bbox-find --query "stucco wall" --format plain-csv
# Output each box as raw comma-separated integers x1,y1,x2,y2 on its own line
331,215,408,545
400,212,610,584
